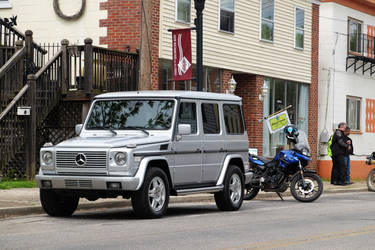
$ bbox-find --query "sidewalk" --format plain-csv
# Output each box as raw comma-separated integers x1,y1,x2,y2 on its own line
0,181,369,219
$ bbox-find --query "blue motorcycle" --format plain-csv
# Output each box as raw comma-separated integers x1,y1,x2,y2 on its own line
244,125,323,202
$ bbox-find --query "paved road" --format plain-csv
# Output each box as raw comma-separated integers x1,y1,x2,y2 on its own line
1,192,375,250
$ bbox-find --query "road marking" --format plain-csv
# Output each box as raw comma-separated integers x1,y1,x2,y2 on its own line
222,226,375,250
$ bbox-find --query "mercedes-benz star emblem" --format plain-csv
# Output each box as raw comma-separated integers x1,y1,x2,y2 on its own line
75,153,86,166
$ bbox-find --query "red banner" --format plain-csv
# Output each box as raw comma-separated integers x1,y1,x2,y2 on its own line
172,28,192,81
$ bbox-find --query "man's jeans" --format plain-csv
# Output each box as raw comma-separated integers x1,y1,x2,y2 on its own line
344,155,350,182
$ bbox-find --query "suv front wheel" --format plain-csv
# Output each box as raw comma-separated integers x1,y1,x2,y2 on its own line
131,167,170,219
215,165,244,211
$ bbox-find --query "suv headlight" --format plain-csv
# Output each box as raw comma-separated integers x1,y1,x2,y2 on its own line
41,151,54,166
114,152,127,166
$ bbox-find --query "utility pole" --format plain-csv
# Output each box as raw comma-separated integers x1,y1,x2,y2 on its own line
139,0,152,90
194,0,205,91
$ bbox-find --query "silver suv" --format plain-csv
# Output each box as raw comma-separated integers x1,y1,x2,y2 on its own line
36,91,251,218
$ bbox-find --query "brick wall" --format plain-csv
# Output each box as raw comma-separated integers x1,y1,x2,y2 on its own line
235,74,264,154
99,0,141,52
309,3,320,171
151,0,161,89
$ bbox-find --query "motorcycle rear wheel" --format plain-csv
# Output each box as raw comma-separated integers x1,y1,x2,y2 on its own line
243,186,260,200
290,172,323,202
367,169,375,192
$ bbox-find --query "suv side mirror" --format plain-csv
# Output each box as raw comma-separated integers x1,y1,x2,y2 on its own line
75,124,83,135
178,124,191,135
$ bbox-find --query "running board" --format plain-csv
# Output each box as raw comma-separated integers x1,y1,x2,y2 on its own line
176,185,224,196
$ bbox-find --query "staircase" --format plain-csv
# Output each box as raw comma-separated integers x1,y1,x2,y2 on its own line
0,20,139,179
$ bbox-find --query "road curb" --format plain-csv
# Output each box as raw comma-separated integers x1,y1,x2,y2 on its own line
0,187,369,219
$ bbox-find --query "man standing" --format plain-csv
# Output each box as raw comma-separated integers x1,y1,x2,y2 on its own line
330,122,350,185
344,127,353,184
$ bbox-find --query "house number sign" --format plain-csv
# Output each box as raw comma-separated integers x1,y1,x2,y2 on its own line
53,0,86,21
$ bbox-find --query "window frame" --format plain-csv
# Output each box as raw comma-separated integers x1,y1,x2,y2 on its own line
294,7,305,50
201,103,221,134
223,104,245,134
177,101,198,135
219,0,235,33
175,0,191,24
259,0,275,42
346,96,361,131
0,0,11,8
348,17,363,55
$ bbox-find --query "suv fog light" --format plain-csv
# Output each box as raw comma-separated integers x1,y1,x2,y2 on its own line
107,182,122,189
42,180,52,188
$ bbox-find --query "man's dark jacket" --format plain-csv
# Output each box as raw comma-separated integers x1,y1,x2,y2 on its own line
331,129,349,157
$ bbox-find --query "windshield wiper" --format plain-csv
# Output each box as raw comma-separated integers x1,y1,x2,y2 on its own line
124,126,149,136
104,126,117,136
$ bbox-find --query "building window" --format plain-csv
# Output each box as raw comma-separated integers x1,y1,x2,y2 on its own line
347,96,361,131
224,104,244,134
220,0,235,33
295,7,304,49
262,78,309,156
159,60,222,92
176,0,191,23
202,103,220,134
178,102,197,134
0,0,11,8
348,18,362,54
261,0,274,41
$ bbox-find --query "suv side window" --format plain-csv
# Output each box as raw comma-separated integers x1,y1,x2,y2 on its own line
201,103,220,134
178,102,197,134
223,104,244,134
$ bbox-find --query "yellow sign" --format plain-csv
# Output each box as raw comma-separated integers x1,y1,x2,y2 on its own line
266,110,291,134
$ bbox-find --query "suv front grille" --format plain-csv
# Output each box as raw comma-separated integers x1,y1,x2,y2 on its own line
64,179,93,188
56,151,107,168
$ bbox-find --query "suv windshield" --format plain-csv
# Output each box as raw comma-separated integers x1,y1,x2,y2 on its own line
86,99,175,130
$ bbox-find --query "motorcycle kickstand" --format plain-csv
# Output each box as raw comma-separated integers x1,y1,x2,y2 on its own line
276,192,284,201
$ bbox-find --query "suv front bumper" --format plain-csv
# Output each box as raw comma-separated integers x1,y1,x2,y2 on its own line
36,174,140,191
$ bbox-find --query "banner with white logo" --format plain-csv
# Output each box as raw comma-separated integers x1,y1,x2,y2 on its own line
172,28,192,81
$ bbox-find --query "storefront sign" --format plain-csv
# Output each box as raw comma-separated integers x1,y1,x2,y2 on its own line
172,28,192,81
265,110,291,134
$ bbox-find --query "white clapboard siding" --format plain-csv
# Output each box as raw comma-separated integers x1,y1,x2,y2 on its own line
0,0,106,46
160,0,312,83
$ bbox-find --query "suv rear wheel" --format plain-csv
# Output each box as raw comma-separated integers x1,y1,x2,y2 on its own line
131,167,170,219
215,165,244,211
40,189,79,217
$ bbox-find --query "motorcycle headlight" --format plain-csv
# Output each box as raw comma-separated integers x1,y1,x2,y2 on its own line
114,152,127,166
302,148,310,157
42,151,53,165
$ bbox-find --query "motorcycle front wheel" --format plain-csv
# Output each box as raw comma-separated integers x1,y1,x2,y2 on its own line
367,168,375,192
243,186,260,200
290,172,323,202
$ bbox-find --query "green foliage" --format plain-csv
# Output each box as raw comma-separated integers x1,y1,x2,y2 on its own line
0,179,36,189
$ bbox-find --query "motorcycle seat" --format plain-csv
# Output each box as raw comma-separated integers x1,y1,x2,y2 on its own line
253,155,273,165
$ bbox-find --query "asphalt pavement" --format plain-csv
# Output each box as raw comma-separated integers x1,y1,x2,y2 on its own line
0,181,369,219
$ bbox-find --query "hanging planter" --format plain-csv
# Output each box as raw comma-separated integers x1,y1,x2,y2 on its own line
53,0,86,21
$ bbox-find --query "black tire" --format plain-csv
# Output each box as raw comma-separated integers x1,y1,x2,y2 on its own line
367,169,375,192
215,165,244,211
243,186,260,200
40,189,79,217
290,172,323,202
131,167,170,219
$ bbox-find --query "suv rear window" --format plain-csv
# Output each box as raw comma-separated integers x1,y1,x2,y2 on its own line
201,103,220,134
223,104,244,134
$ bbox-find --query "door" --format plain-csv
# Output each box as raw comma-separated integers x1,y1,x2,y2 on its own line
172,101,202,186
201,102,225,183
